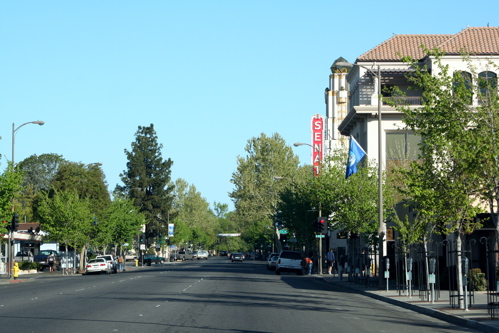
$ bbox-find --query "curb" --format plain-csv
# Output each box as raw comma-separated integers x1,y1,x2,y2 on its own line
321,277,499,333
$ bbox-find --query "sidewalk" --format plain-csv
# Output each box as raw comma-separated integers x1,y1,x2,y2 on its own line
322,275,499,333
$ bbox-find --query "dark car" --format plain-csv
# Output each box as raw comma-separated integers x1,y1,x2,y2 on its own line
231,253,244,262
34,250,61,271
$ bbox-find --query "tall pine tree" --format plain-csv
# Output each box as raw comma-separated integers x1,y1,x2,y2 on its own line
117,124,175,242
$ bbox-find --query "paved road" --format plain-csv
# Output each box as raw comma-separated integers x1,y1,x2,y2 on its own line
0,257,480,332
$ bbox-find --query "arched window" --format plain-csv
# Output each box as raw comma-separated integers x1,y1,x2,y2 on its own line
453,71,473,105
478,71,497,105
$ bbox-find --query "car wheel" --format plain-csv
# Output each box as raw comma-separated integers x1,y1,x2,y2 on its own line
275,269,281,275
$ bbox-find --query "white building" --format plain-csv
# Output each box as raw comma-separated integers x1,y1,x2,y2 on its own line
334,26,499,172
325,26,499,266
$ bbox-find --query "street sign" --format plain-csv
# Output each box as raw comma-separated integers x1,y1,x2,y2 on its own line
315,234,325,238
279,229,288,234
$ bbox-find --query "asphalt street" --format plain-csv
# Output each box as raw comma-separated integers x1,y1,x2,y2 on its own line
0,257,482,333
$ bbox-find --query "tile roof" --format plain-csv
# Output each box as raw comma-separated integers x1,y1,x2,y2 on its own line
357,27,499,62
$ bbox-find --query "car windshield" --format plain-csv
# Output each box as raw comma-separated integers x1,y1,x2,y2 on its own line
39,250,56,256
88,259,104,263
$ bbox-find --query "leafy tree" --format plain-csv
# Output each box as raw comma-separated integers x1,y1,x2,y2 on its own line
37,189,94,272
230,133,301,251
390,50,486,307
18,153,66,193
104,195,146,255
169,178,217,249
116,124,175,243
16,154,66,222
49,162,110,218
0,162,24,234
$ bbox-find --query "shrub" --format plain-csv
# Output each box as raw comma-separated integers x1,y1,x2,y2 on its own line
19,261,41,270
469,268,487,291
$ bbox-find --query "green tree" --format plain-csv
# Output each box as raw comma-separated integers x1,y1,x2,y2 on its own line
50,162,110,218
116,124,175,243
16,154,66,222
230,133,301,251
105,195,146,255
18,153,65,193
37,189,94,272
0,162,24,234
390,50,486,308
169,178,217,249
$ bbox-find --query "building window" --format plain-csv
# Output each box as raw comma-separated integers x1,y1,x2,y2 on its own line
478,71,497,104
453,71,473,105
386,132,421,160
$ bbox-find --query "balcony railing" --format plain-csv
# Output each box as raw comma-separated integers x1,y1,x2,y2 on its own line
382,96,422,106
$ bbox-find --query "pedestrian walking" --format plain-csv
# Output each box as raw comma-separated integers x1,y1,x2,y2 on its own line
326,248,335,275
47,252,56,273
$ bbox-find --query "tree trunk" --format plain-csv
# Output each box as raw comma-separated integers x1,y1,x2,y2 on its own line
78,245,87,274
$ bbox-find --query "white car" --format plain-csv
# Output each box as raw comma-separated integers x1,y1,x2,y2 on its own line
85,258,111,274
96,255,117,273
196,250,209,260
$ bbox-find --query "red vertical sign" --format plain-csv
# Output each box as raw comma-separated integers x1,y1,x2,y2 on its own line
311,114,324,176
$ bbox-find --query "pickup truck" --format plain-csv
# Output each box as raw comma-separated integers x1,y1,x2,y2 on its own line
34,250,61,271
275,250,304,275
141,253,165,265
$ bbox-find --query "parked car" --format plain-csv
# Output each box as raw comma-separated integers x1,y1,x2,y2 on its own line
96,255,117,273
124,252,137,261
140,253,165,265
220,250,228,256
275,250,303,275
196,250,209,260
170,252,183,262
231,253,244,262
267,253,279,270
14,252,34,263
34,250,61,271
85,258,111,274
179,251,194,260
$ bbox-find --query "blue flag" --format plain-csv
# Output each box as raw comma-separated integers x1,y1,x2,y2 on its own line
345,136,366,179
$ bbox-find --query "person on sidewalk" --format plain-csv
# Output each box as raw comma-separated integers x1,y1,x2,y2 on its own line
47,252,55,273
304,256,313,275
326,248,335,275
118,255,125,272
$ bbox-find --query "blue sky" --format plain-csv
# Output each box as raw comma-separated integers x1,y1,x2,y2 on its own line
1,1,497,211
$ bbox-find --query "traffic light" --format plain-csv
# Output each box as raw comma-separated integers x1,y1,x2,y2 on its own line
317,217,327,234
11,214,19,232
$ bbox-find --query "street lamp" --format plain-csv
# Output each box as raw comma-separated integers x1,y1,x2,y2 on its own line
9,120,44,279
336,61,384,289
12,121,45,169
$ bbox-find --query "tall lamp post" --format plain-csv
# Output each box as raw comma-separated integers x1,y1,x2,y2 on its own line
293,142,324,275
12,121,45,171
9,120,45,278
336,61,384,288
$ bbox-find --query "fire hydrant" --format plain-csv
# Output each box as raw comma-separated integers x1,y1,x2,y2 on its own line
135,259,139,267
12,262,20,280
